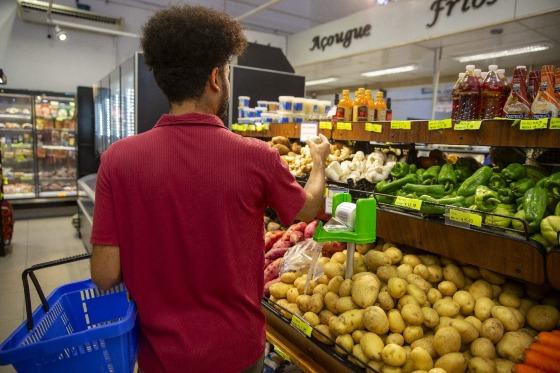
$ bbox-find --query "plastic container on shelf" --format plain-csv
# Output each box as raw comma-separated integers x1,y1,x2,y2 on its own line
503,65,531,119
238,96,250,108
261,113,277,124
238,107,246,118
497,68,510,116
352,88,368,122
277,112,292,123
451,73,466,121
364,89,375,122
267,101,280,112
527,70,540,103
336,90,353,121
374,91,387,121
531,65,559,119
278,96,294,112
293,114,305,124
292,98,305,114
255,107,267,117
302,99,313,115
257,100,268,108
479,65,504,120
458,64,481,120
245,108,257,118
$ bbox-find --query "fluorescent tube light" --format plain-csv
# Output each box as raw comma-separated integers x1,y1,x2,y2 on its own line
361,64,417,78
305,77,339,86
455,44,550,63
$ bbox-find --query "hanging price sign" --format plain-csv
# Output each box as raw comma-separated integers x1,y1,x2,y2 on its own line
290,315,313,337
454,121,482,130
390,120,412,130
336,122,352,131
448,208,482,227
428,119,452,130
319,121,333,130
365,122,382,133
550,118,560,130
394,196,422,210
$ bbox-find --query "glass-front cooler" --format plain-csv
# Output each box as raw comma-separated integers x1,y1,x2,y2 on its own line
34,95,77,197
121,57,135,139
110,68,122,145
0,93,36,199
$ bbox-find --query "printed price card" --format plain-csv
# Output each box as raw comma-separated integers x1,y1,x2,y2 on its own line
365,122,382,133
319,121,333,130
448,208,482,227
394,196,422,210
299,122,318,142
428,119,452,130
255,122,264,132
454,121,482,130
390,120,412,130
336,122,352,131
550,118,560,130
290,315,313,337
247,124,256,131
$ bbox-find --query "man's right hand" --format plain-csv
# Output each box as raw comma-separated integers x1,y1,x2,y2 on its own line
307,134,330,166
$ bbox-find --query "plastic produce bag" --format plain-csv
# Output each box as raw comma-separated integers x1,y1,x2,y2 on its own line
280,239,323,294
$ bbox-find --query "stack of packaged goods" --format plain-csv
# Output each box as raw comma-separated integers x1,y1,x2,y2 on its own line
335,89,389,122
237,96,332,126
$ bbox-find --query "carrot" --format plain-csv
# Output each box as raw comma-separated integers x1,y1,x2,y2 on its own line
538,332,560,349
514,364,546,373
529,342,560,362
524,350,560,372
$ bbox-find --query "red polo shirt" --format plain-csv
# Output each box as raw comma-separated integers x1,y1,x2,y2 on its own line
91,113,306,373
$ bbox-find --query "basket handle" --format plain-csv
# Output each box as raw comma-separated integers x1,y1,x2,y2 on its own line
22,253,91,331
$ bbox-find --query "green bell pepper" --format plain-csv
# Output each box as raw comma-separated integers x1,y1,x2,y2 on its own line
530,233,551,250
511,178,536,198
485,203,515,228
475,186,500,212
555,201,560,216
408,164,417,174
501,163,527,181
463,195,475,207
390,162,410,179
457,166,493,196
421,165,441,185
540,215,560,248
543,172,560,199
418,195,465,215
489,173,506,190
523,186,548,232
402,184,447,198
454,164,473,183
497,188,515,204
375,173,418,194
524,165,549,181
437,164,457,193
416,169,425,183
511,210,526,232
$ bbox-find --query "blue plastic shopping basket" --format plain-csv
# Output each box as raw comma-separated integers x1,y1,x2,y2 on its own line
0,254,138,373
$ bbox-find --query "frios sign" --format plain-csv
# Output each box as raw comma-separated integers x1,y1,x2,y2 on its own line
427,0,498,28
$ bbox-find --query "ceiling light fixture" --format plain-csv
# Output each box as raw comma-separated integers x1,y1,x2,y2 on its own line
305,77,339,86
455,44,550,63
55,25,68,41
361,64,417,78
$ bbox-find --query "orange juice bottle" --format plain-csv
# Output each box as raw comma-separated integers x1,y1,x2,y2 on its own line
365,89,375,121
336,89,353,121
374,91,387,121
352,88,368,122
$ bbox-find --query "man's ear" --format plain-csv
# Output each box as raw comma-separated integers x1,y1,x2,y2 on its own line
209,67,221,92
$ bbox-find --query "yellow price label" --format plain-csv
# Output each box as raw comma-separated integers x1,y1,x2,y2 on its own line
520,120,538,130
319,121,333,130
454,121,482,130
275,346,290,361
536,118,549,129
255,123,264,132
365,122,382,133
448,208,482,227
247,124,256,131
231,124,239,131
550,117,560,130
390,120,412,130
336,122,352,130
290,315,313,337
428,119,452,130
394,196,422,210
237,125,247,132
57,192,67,197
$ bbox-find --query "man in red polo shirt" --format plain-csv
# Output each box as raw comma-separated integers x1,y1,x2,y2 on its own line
90,5,329,373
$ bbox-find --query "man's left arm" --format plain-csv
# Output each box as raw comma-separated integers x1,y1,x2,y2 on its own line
91,245,121,290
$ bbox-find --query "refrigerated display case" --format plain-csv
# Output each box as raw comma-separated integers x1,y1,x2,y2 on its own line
0,93,36,199
109,68,122,145
120,57,135,139
77,174,95,253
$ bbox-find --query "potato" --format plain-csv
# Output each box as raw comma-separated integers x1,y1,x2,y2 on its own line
319,309,335,325
434,299,460,318
441,257,457,266
356,243,373,255
313,324,334,344
339,279,352,297
407,274,432,292
378,265,399,282
404,326,424,344
450,319,479,344
499,292,520,308
407,284,428,306
280,272,297,284
481,318,504,344
519,298,536,316
474,297,495,321
385,247,403,264
294,275,311,295
496,331,533,362
367,360,384,372
381,366,402,373
453,291,475,315
327,276,344,294
420,307,439,329
433,327,461,355
412,335,437,359
469,280,493,300
389,277,408,299
352,329,365,344
428,369,446,373
387,333,405,346
480,268,506,285
388,309,406,334
312,284,328,297
309,293,324,314
382,343,407,367
526,305,560,331
335,334,354,355
443,264,466,289
324,261,345,279
437,316,453,330
413,264,429,280
462,265,481,280
402,357,415,373
296,294,312,313
364,306,390,335
435,353,466,373
285,303,301,317
319,257,330,266
336,296,357,314
491,306,519,332
427,266,443,283
399,295,421,310
470,338,496,359
365,250,392,272
378,290,396,311
350,344,368,367
303,312,320,326
272,143,290,155
331,251,346,264
271,135,290,146
465,316,482,334
427,288,443,305
317,274,329,285
467,357,496,373
502,282,524,298
353,252,368,274
510,308,525,328
397,264,414,279
495,359,514,373
324,292,339,313
361,332,385,361
403,254,422,267
420,255,440,267
401,304,424,326
269,282,293,299
286,287,299,303
491,285,502,299
331,309,364,335
411,347,433,371
438,281,457,297
352,275,380,309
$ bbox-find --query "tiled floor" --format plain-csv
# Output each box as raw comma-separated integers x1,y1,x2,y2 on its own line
0,217,88,372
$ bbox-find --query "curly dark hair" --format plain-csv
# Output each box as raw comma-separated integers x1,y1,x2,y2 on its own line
141,5,247,103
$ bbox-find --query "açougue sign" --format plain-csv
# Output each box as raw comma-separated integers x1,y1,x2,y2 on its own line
309,24,372,52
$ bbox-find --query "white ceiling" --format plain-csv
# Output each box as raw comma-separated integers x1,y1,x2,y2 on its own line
300,11,560,93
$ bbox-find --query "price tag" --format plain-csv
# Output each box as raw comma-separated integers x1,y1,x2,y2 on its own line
428,119,452,130
275,346,290,361
247,124,256,131
325,187,349,214
550,118,560,130
365,122,382,133
238,125,247,132
448,208,482,227
394,196,422,210
336,122,352,131
290,315,313,337
390,120,412,130
57,192,67,197
520,119,547,130
231,124,239,131
319,121,333,130
536,118,549,129
454,121,482,130
255,122,264,132
300,122,319,142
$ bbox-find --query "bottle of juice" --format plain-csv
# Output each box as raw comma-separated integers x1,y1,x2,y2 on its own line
503,66,531,119
497,68,510,117
474,69,483,84
458,65,481,120
481,71,488,82
479,65,504,120
336,89,353,121
527,70,540,103
451,72,465,120
374,91,387,121
353,88,368,122
531,65,559,119
365,89,376,121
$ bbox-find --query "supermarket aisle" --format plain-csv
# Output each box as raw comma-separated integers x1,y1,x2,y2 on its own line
0,216,88,373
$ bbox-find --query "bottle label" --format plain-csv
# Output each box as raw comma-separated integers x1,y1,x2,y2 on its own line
357,105,368,121
539,81,548,91
532,113,551,119
336,106,346,119
376,109,387,121
555,85,560,94
512,83,520,93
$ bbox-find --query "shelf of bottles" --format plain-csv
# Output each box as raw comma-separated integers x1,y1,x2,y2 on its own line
34,95,77,197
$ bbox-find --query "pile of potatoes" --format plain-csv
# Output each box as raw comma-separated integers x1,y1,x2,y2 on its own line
268,240,560,373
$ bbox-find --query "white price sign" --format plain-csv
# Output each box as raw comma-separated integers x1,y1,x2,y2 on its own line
300,122,319,142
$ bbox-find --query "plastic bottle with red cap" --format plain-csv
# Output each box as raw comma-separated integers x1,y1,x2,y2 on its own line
479,65,504,119
503,66,531,119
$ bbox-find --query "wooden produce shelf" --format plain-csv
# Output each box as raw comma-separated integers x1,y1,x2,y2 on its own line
547,249,560,290
235,123,331,140
376,208,546,284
